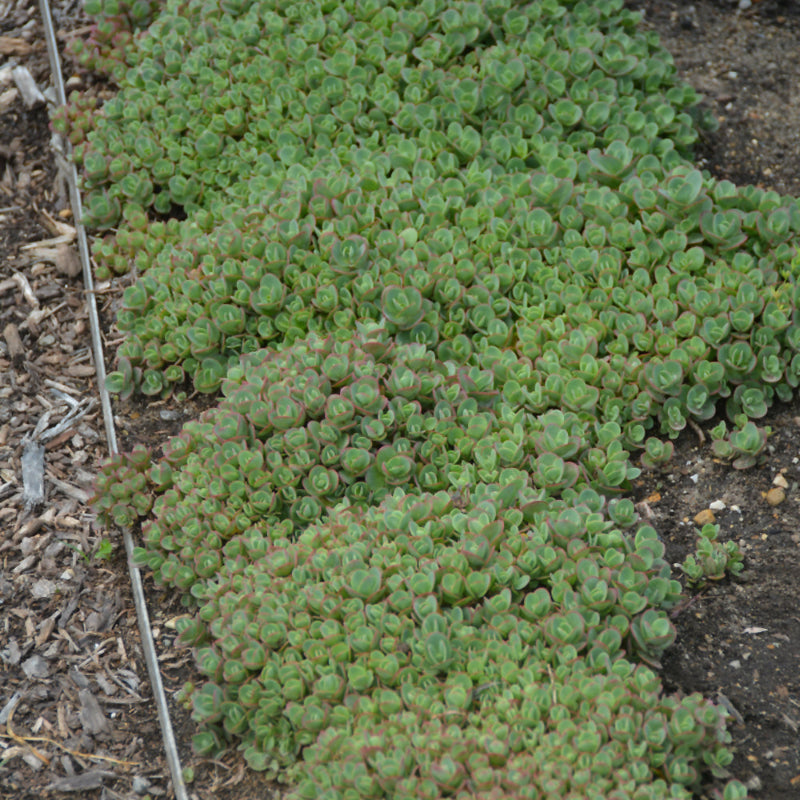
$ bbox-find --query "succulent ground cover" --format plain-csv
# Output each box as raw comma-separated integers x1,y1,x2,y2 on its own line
62,0,800,798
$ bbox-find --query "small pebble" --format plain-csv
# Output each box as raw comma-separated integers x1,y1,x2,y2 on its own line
738,0,751,10
132,776,151,795
729,660,741,669
709,500,726,512
694,509,715,526
765,487,785,506
772,474,788,489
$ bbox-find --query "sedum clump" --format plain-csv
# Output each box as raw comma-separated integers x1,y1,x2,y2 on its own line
77,0,800,798
680,523,744,587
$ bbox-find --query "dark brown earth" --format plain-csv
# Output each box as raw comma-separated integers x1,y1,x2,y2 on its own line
0,0,799,798
627,4,800,798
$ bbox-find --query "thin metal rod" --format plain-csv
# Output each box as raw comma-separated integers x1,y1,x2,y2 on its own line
37,4,189,798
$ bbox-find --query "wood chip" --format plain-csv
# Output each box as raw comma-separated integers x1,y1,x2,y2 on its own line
44,427,77,450
46,771,116,792
12,554,36,574
0,62,15,87
78,689,110,736
69,667,90,690
3,322,24,367
11,65,45,109
1,745,29,762
0,693,22,724
21,234,75,252
21,441,45,509
46,473,90,504
13,512,49,541
95,673,117,697
21,654,50,679
54,243,82,279
57,703,70,739
0,36,33,56
35,614,56,647
65,364,96,377
0,86,18,114
12,271,39,307
0,276,19,294
31,578,56,599
1,638,22,666
39,208,76,239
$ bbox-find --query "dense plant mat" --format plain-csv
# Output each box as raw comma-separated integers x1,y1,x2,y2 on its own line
70,0,800,798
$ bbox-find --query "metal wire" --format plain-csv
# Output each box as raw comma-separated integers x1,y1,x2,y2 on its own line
37,4,189,798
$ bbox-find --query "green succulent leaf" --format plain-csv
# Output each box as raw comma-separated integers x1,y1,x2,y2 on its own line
381,286,425,330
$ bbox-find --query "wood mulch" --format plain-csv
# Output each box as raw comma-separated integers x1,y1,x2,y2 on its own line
0,1,174,797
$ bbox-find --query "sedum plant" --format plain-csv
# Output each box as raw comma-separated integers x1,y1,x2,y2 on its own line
680,524,744,587
68,0,161,81
76,0,800,798
91,444,153,526
167,483,696,784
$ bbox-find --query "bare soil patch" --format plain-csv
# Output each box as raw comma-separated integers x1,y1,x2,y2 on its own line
0,1,798,798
